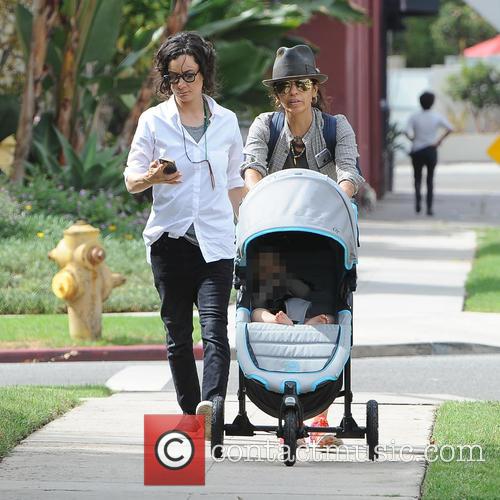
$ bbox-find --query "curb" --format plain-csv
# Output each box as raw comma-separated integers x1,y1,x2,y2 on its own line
352,342,500,358
0,342,498,363
0,345,202,363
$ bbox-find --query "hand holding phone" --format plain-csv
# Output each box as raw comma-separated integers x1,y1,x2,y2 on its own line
159,158,177,175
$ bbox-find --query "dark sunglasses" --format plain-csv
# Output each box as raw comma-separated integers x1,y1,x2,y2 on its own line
163,70,199,85
273,78,314,95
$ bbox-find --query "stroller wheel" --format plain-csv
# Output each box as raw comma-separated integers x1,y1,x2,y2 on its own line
283,408,298,467
211,396,224,459
366,399,379,461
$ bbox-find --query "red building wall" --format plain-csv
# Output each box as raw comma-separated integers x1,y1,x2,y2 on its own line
294,0,385,195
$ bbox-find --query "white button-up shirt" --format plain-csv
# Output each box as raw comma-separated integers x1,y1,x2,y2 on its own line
125,95,244,263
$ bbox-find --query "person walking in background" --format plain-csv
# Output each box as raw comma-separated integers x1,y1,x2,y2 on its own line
405,91,453,216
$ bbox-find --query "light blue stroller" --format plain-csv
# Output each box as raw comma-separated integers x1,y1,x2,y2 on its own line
209,169,378,466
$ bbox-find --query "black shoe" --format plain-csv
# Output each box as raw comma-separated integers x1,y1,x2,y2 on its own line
416,203,421,213
427,209,434,216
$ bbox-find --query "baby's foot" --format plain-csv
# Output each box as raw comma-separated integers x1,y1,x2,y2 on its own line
306,314,334,325
275,311,294,325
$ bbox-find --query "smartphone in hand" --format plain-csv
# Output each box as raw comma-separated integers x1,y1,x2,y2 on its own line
159,158,177,175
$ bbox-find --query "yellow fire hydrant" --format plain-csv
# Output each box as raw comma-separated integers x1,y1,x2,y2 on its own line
48,221,126,341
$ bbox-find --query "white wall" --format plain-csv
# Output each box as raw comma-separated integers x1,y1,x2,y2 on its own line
388,57,500,163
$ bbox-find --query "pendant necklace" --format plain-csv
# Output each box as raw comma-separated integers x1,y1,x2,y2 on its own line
290,136,305,166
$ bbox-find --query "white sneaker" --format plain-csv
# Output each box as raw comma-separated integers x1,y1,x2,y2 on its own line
196,400,213,441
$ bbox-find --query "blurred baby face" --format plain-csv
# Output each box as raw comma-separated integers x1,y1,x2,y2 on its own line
257,250,285,277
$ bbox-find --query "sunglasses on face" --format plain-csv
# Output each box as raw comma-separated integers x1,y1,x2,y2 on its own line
273,79,314,95
163,70,199,85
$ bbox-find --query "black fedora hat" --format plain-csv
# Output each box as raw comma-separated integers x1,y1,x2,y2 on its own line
262,45,328,87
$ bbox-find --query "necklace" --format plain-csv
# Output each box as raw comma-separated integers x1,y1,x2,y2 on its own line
290,137,305,166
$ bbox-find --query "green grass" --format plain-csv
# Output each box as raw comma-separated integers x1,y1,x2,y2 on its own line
0,314,202,348
421,401,500,499
465,228,500,313
0,211,237,314
0,212,160,314
0,385,111,460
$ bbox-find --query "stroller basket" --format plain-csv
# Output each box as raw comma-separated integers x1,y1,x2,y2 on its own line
236,309,352,394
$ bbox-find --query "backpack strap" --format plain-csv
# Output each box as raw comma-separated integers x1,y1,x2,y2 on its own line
266,112,285,164
323,112,362,175
321,112,337,163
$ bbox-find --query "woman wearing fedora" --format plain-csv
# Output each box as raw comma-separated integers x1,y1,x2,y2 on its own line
240,45,364,446
241,45,363,196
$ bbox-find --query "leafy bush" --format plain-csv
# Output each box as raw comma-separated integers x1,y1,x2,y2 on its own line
5,173,149,238
29,125,129,195
445,62,500,132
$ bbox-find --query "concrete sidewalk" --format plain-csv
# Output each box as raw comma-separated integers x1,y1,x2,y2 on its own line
0,390,443,499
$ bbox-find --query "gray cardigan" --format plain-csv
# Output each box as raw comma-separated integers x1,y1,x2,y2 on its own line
240,108,364,193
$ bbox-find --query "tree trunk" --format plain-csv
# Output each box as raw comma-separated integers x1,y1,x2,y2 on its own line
10,0,59,182
56,13,80,148
118,0,191,152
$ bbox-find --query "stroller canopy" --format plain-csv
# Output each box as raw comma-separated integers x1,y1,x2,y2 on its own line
237,169,358,270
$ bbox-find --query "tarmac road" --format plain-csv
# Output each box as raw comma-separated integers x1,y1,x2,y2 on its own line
1,354,499,400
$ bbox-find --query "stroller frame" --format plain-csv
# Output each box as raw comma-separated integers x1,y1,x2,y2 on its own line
211,290,379,466
213,171,379,466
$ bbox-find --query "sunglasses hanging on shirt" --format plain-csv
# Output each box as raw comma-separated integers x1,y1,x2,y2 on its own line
180,98,215,190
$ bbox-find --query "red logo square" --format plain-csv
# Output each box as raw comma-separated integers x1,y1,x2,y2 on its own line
144,414,205,485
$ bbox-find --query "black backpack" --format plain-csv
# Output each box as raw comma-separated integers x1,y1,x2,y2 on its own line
266,111,362,175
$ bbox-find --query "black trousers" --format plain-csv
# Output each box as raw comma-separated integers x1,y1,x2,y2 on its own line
151,233,233,414
410,146,438,211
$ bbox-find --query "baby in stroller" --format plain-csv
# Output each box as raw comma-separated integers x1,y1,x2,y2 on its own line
249,246,339,447
251,248,334,326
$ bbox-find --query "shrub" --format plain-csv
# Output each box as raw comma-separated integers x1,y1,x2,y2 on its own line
5,173,149,238
30,129,129,196
445,62,500,132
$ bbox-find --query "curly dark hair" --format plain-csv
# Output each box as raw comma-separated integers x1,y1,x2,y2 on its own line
270,81,327,112
155,31,217,98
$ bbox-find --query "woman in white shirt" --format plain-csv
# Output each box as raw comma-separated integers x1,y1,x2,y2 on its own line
124,32,245,435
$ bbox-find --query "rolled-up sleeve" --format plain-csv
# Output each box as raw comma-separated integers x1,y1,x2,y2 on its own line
124,113,154,181
227,114,245,189
240,113,271,179
334,114,364,193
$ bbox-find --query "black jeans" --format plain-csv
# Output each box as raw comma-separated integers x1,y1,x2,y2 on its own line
410,146,438,212
151,233,233,414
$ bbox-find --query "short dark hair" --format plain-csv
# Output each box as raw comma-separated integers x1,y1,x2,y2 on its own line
155,31,217,98
419,91,435,110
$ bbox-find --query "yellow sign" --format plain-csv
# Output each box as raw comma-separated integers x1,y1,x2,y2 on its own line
487,135,500,164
